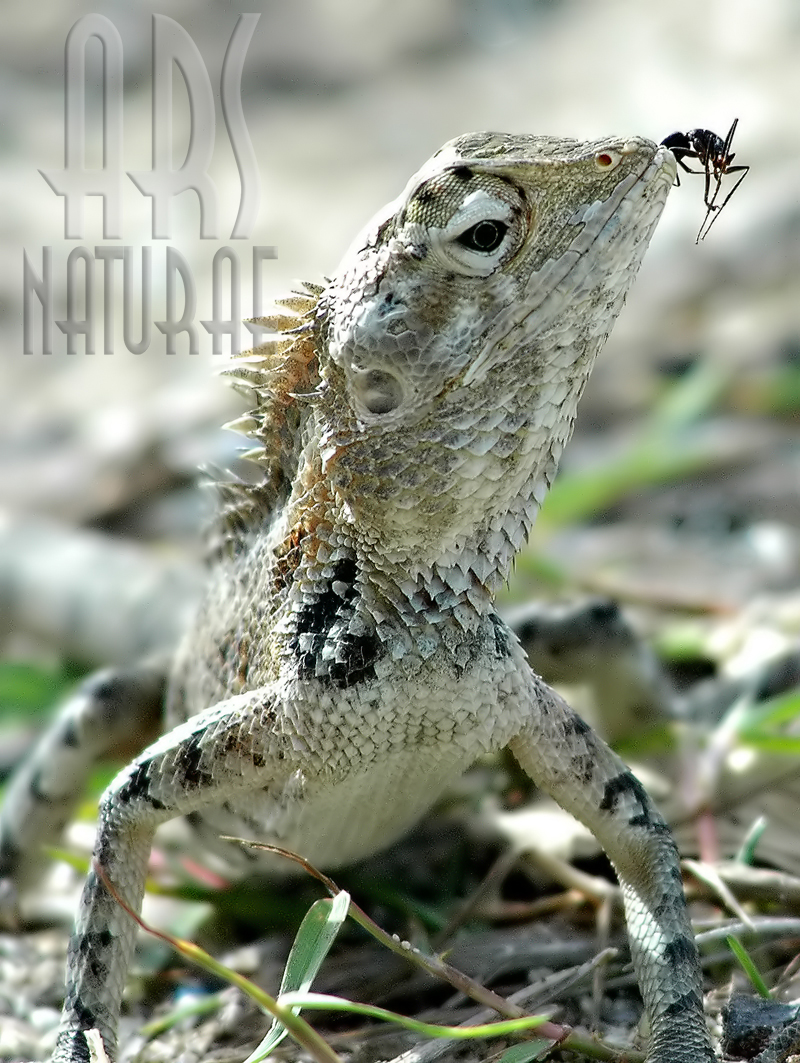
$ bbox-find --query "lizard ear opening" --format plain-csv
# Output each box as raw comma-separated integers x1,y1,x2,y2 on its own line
350,367,404,415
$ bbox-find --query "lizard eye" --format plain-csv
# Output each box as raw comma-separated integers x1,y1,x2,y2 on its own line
436,191,524,277
455,219,509,253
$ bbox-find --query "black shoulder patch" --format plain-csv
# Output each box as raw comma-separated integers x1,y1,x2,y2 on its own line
289,557,383,688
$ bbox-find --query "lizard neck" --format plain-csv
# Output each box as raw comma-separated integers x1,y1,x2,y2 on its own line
302,334,595,621
275,404,580,643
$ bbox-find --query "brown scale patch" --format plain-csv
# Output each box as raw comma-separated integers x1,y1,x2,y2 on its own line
271,479,338,596
273,522,310,596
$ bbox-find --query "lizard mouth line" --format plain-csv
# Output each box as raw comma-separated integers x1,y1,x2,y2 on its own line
462,147,673,385
539,146,672,300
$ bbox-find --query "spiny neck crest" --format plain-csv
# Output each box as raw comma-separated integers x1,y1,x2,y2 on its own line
209,283,322,558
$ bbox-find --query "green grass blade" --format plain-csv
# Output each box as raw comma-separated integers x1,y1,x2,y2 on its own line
726,935,772,999
735,734,800,755
243,891,350,1063
497,1040,554,1063
275,991,550,1040
741,689,800,730
736,816,768,866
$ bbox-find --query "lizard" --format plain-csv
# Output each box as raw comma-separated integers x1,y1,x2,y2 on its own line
0,130,715,1063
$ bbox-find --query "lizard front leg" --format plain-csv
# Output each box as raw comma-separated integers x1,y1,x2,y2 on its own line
508,676,714,1063
52,686,292,1063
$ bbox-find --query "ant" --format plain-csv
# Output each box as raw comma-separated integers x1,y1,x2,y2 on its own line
661,119,749,242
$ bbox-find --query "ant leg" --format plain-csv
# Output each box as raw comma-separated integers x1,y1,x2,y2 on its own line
674,155,703,177
702,156,717,210
694,159,721,243
698,164,749,240
671,154,703,190
722,118,740,158
704,118,742,214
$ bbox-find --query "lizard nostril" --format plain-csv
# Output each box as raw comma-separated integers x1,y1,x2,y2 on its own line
595,151,620,170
